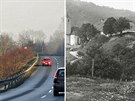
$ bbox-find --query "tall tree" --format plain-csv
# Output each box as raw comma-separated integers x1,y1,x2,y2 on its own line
78,23,100,46
47,31,64,56
18,30,46,53
103,17,116,36
19,30,46,45
0,33,14,55
113,17,130,34
86,43,101,77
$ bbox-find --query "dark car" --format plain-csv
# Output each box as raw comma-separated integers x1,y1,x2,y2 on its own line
42,58,52,66
53,67,64,96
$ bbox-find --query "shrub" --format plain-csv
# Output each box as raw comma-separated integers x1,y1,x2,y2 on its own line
66,62,78,76
77,51,84,57
94,55,122,80
0,47,35,80
66,59,92,76
116,83,135,94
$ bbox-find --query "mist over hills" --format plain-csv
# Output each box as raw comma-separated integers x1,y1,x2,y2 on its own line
67,0,135,31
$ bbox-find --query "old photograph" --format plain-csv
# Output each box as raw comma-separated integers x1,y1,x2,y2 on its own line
66,0,135,101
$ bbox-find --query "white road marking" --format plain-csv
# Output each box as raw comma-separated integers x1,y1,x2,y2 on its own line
53,57,57,61
49,90,52,93
53,57,59,68
41,95,47,99
52,86,53,89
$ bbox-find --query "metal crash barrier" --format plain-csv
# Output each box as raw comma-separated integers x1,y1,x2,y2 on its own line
0,56,39,92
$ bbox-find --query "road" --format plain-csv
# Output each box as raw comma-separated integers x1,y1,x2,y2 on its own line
0,56,64,101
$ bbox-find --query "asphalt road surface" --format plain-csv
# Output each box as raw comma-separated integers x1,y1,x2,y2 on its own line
0,56,64,101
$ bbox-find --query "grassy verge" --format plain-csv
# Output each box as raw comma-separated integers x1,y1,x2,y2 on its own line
66,76,135,101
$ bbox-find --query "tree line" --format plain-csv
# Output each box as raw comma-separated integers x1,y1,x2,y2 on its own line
103,17,131,36
0,28,64,79
0,31,39,80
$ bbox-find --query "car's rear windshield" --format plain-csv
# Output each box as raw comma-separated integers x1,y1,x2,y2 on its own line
58,69,64,77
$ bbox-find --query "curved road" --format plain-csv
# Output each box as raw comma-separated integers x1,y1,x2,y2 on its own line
0,56,64,101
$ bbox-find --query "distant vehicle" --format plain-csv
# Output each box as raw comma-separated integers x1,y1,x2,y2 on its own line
53,67,64,96
42,58,52,66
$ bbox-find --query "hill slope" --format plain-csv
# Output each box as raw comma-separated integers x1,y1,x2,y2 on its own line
67,0,135,31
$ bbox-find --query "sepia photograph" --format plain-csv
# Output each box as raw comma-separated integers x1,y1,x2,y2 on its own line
66,0,135,101
0,0,64,101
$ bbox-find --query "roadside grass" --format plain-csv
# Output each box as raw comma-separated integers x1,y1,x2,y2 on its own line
66,76,135,101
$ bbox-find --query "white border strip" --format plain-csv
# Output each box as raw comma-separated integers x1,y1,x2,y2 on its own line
0,0,2,33
64,0,66,100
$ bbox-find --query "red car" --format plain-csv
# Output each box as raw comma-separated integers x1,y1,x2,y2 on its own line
42,58,52,66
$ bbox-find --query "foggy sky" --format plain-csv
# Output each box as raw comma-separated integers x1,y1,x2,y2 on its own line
0,0,64,40
80,0,135,12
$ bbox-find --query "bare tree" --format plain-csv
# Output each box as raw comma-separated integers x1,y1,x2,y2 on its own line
0,33,14,55
18,29,46,45
18,30,46,54
47,31,64,55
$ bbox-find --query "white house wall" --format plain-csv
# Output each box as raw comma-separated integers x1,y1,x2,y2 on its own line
70,35,78,45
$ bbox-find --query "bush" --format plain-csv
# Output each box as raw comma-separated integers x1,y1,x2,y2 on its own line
66,62,79,76
77,51,84,56
68,52,123,80
94,55,122,80
67,51,124,81
66,59,92,76
116,83,135,94
0,47,35,80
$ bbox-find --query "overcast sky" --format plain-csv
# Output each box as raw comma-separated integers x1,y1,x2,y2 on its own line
0,0,134,39
80,0,135,12
0,0,64,40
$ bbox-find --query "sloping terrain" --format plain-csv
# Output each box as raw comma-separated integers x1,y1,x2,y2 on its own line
67,0,135,31
102,33,135,55
78,32,135,56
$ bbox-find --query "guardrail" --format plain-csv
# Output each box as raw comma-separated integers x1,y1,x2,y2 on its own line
0,56,39,92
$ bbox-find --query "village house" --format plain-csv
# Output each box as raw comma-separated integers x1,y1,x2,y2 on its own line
66,13,80,47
